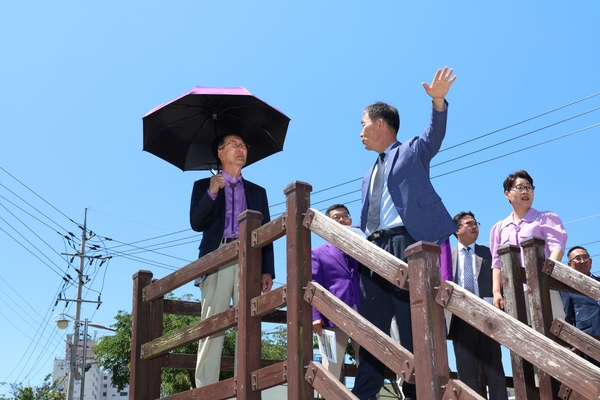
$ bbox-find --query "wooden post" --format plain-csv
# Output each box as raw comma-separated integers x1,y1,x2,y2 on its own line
497,244,538,399
237,210,264,400
283,181,313,400
521,237,557,399
130,270,162,400
405,241,449,399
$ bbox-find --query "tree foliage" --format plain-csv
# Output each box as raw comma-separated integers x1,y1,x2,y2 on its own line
5,374,65,400
93,293,288,396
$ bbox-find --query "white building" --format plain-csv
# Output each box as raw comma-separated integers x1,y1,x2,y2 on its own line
53,333,129,399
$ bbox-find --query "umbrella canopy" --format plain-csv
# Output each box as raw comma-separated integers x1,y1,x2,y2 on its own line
142,86,290,171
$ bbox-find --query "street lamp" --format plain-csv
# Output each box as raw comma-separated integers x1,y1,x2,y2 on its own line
54,314,115,400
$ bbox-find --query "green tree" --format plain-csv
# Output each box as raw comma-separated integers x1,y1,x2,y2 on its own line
92,309,132,392
7,374,65,400
93,293,200,395
93,293,288,396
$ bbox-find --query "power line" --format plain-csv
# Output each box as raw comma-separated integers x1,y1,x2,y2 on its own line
430,123,600,179
438,91,600,153
432,106,600,168
0,167,77,231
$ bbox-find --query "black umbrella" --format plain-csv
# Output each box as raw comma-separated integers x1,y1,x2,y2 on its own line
142,86,290,171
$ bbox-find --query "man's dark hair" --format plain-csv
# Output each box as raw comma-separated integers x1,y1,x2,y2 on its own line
325,204,349,218
567,246,589,259
365,102,400,134
503,169,534,193
211,132,247,159
452,211,475,237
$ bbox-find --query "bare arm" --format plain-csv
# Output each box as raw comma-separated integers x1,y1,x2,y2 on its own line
549,248,564,263
492,268,504,310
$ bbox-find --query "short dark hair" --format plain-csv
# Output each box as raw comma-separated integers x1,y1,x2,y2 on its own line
452,211,475,237
325,204,349,218
211,133,247,159
365,102,400,134
567,246,589,259
503,170,534,193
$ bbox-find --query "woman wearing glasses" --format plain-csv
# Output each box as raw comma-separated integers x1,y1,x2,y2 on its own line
489,170,568,310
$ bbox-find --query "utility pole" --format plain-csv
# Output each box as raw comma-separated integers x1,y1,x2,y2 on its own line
65,209,87,400
58,208,103,400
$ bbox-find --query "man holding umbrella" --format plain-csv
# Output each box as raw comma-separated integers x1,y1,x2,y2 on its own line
190,132,275,388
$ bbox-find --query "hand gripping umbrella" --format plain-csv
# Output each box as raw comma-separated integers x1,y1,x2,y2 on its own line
142,86,290,171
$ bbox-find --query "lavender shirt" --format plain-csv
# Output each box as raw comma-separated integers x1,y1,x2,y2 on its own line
489,207,568,269
207,171,247,238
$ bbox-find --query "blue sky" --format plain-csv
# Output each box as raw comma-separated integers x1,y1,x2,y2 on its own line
1,1,600,390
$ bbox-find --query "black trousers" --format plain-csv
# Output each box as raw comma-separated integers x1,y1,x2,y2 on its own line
451,318,508,400
351,231,417,400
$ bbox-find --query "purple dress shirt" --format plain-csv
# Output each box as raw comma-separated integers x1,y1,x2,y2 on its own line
489,207,568,269
207,171,247,238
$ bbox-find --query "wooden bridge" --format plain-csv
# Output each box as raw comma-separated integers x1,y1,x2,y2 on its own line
128,181,600,399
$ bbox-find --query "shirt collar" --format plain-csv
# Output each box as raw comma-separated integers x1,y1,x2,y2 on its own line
499,207,538,229
458,242,475,251
385,141,401,156
221,171,244,186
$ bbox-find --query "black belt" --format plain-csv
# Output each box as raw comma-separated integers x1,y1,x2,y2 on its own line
367,226,407,241
220,237,238,244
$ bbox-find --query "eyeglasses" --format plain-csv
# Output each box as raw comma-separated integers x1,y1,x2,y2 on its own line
329,213,350,222
219,141,249,151
460,221,480,228
569,254,591,263
510,185,535,193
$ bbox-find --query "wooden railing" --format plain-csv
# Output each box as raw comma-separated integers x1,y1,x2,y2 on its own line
129,181,600,399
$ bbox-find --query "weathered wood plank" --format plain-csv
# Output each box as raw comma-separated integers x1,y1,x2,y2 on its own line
303,207,409,289
237,210,263,400
251,285,286,318
163,299,202,317
143,243,238,302
437,280,600,399
558,383,589,400
405,241,450,399
497,244,537,399
305,281,415,383
160,353,196,369
284,181,315,400
442,379,487,400
543,259,600,302
251,361,288,391
159,377,237,400
550,318,600,363
305,361,358,400
256,213,286,248
129,270,161,400
261,309,287,324
141,307,237,360
521,237,556,399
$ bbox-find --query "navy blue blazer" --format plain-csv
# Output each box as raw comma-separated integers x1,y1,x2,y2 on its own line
190,177,275,286
360,104,457,243
561,274,600,337
311,242,360,327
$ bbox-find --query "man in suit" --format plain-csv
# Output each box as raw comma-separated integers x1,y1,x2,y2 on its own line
190,132,275,388
561,246,600,367
312,203,361,382
352,67,458,400
448,211,508,400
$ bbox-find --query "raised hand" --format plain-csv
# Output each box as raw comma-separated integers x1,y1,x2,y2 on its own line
422,66,457,102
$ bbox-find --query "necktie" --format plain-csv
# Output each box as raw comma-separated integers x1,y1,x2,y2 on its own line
366,153,385,234
463,247,475,294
